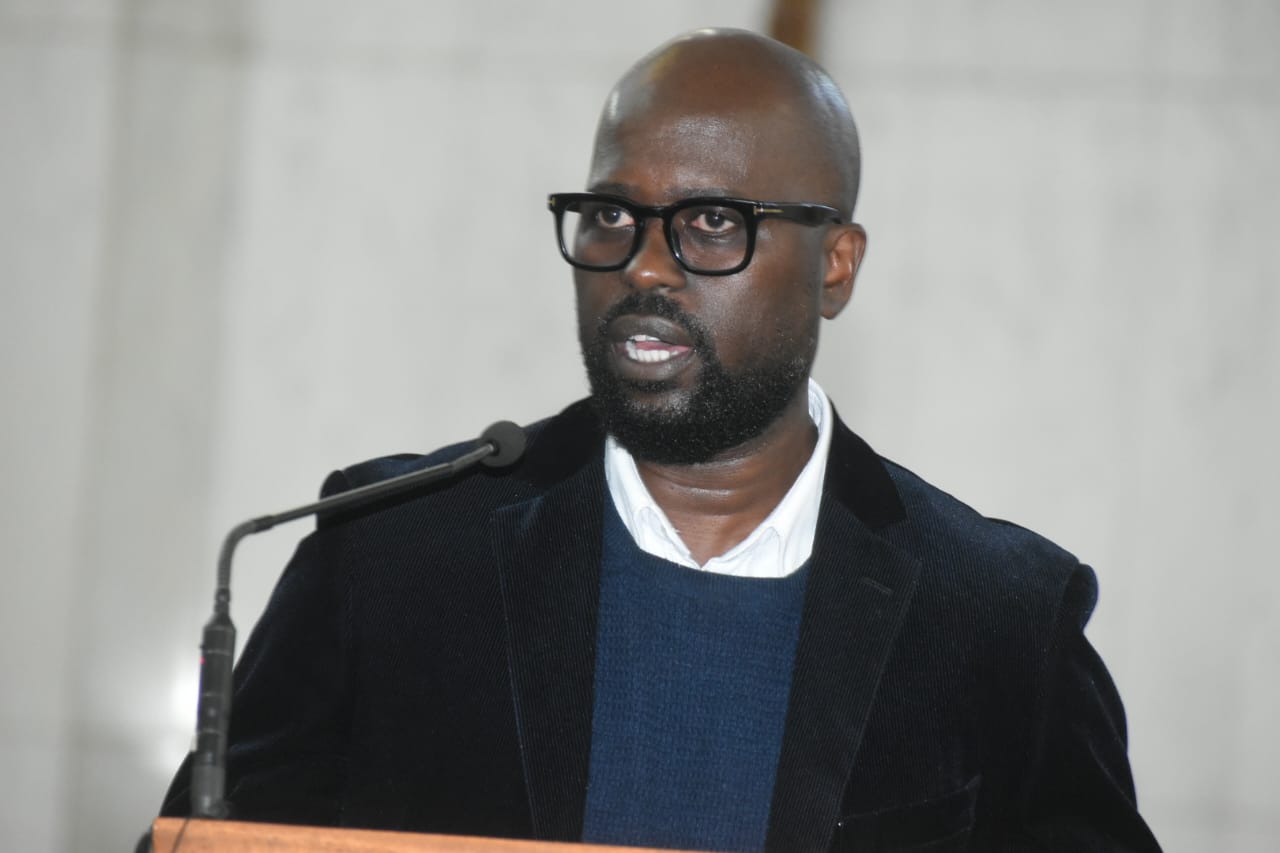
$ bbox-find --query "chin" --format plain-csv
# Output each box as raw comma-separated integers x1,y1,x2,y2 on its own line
588,361,810,466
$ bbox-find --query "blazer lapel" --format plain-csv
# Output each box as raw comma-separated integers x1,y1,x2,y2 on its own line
766,415,922,852
491,457,606,843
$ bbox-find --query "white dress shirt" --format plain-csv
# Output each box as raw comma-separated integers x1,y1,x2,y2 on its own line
603,379,833,579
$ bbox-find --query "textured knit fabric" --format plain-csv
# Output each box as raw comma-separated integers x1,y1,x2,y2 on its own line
581,500,810,852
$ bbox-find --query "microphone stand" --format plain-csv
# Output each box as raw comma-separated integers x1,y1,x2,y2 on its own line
189,423,524,819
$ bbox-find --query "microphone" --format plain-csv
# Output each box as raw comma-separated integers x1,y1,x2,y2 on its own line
189,421,527,819
480,420,527,468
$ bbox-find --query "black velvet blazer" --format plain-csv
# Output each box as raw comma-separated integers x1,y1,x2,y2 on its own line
162,399,1161,852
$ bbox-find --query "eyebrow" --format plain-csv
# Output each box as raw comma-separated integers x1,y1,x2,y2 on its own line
586,182,740,201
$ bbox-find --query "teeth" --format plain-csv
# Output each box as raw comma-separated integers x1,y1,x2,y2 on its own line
624,338,674,363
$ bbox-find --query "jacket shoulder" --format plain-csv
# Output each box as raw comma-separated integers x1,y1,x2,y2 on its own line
317,399,603,515
825,410,1083,594
871,455,1097,645
883,458,1081,572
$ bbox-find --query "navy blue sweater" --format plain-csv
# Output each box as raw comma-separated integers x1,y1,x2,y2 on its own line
581,502,810,852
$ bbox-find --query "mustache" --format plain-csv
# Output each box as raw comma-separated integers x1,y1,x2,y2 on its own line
596,291,714,355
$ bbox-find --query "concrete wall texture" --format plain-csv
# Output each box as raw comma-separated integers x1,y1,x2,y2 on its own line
2,1,1275,850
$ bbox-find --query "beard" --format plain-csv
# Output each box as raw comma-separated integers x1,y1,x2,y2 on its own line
580,291,813,465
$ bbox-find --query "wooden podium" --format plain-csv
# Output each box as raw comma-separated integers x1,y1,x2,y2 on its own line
149,818,700,853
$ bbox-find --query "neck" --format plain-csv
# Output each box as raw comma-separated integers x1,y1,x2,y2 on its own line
634,389,817,566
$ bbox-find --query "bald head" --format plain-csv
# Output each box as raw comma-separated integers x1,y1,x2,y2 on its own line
594,28,861,217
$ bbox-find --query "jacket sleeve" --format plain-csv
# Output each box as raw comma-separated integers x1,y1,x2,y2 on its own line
160,475,353,826
1013,565,1162,852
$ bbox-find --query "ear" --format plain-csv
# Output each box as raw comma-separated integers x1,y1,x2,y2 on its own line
820,223,866,320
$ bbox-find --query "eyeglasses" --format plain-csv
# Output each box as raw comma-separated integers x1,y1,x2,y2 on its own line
547,192,843,276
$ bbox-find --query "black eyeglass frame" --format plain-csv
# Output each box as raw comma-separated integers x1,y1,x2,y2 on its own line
547,192,844,276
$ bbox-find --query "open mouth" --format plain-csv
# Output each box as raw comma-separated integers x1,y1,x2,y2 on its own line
599,307,705,383
623,334,691,363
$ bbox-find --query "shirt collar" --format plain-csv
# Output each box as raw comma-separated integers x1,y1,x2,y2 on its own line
603,378,833,579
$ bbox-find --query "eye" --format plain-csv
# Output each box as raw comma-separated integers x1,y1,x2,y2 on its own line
686,206,743,235
586,203,635,230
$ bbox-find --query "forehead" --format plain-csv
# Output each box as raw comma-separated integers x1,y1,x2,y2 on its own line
587,86,832,205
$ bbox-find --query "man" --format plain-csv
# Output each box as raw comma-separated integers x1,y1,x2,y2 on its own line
162,29,1161,852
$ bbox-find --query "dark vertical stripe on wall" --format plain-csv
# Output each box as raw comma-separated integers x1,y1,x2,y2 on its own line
768,0,822,57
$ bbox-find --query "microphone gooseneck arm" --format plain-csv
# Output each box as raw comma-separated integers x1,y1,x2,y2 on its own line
189,422,526,819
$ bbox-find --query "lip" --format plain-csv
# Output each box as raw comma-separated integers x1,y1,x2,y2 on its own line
604,314,697,382
605,314,694,348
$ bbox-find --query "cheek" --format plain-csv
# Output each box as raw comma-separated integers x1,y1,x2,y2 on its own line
573,273,610,331
707,267,822,360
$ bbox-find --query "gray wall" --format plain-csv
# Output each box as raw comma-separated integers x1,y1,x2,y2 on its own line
1,1,1275,850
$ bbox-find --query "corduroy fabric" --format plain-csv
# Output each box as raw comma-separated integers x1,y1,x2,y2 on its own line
157,399,1162,852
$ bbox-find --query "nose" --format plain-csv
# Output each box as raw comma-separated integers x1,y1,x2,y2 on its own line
622,218,687,291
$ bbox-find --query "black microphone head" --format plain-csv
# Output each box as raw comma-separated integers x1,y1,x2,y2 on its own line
480,420,527,468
